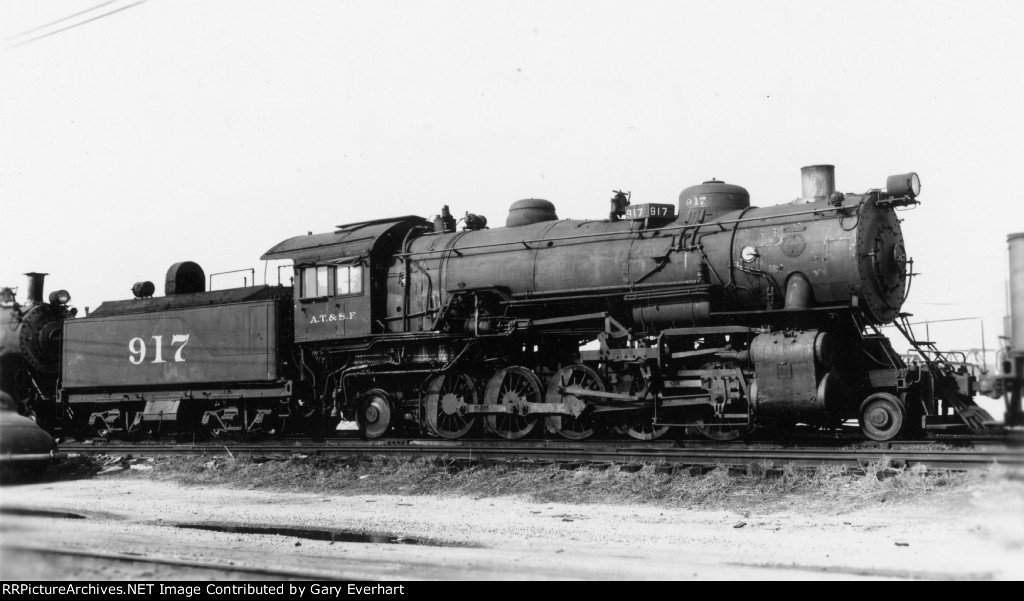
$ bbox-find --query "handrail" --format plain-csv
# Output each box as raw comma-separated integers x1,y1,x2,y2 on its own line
395,203,856,259
209,268,256,290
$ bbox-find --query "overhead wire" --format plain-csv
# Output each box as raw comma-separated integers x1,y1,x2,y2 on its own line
6,0,149,50
4,0,120,41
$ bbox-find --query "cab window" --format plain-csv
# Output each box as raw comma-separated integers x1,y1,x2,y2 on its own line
336,265,363,295
301,266,330,298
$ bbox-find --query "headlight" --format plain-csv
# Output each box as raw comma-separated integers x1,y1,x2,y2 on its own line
886,172,921,198
48,290,71,305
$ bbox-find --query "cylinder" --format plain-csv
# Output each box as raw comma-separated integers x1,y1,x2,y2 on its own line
800,165,835,203
1010,232,1024,355
749,330,837,425
24,272,47,304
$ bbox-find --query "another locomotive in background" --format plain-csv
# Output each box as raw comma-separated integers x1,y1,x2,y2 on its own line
980,233,1024,427
0,273,75,430
29,165,1016,442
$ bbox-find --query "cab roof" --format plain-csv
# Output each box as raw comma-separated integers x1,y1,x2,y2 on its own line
261,216,428,265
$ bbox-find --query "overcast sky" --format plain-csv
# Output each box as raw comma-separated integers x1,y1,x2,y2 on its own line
1,0,1022,367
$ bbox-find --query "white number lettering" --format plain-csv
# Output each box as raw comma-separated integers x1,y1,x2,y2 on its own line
128,333,189,365
151,335,165,363
171,334,190,362
129,337,146,365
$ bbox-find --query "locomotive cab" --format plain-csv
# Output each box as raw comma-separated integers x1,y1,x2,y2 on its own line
292,259,368,340
262,216,429,341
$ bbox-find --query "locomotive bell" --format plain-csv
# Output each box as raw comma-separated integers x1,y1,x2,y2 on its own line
800,165,835,203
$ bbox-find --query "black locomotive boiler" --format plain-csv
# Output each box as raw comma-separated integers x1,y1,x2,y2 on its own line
56,165,994,442
0,273,75,430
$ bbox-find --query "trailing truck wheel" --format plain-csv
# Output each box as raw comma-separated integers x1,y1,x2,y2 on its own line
859,393,906,442
358,389,393,440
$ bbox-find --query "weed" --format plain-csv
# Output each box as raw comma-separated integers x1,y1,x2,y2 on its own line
105,453,1013,513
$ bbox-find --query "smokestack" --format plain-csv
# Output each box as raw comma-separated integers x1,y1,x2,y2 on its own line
24,272,47,304
1009,233,1024,355
800,165,836,203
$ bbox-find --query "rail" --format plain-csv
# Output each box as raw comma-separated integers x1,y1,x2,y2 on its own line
59,437,1024,471
3,544,352,580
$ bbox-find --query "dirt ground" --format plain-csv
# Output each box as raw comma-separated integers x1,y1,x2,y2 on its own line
1,459,1022,580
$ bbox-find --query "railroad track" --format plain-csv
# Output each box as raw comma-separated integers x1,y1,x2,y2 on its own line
59,436,1024,471
1,544,356,581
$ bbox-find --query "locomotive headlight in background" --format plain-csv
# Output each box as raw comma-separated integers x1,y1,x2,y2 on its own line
885,172,921,199
741,246,759,263
48,290,71,305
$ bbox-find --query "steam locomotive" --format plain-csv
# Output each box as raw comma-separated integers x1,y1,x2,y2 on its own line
0,274,75,431
4,165,1010,442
